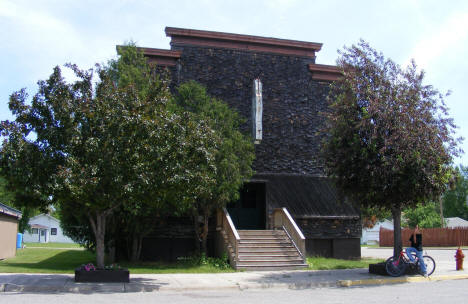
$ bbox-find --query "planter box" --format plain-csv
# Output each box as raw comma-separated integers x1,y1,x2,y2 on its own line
75,268,130,283
369,262,419,276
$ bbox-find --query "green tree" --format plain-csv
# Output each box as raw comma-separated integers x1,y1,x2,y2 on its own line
174,81,255,255
403,202,442,228
443,166,468,220
0,46,219,268
0,175,40,233
58,198,95,249
361,206,391,228
0,176,15,204
322,40,460,257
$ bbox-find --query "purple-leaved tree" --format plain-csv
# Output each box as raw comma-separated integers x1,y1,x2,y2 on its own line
322,40,462,258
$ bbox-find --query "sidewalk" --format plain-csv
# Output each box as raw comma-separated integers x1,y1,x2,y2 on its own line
1,265,467,293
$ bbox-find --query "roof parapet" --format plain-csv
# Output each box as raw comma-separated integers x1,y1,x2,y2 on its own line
165,27,322,58
116,45,181,66
308,64,342,82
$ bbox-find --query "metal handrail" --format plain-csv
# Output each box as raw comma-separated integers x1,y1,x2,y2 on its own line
273,207,306,260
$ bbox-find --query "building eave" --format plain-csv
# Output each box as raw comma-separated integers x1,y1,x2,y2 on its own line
0,202,22,219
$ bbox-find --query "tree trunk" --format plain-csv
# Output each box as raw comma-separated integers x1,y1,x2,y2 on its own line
137,236,143,261
107,244,116,264
201,208,210,255
89,212,106,268
192,209,201,254
391,204,402,259
106,216,116,264
130,235,141,262
439,195,445,228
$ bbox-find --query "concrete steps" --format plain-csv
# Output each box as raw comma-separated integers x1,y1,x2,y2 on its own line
235,229,308,271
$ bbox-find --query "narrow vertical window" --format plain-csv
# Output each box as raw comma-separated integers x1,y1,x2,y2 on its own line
252,78,263,144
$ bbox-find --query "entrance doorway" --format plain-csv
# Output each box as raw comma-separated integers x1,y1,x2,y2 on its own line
227,182,266,230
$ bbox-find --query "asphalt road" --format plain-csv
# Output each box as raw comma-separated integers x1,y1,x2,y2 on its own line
1,279,467,304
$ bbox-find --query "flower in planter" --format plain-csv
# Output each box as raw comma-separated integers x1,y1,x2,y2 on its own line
105,263,122,270
83,263,96,271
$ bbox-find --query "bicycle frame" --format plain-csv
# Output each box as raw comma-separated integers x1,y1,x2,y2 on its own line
391,250,414,267
386,248,435,277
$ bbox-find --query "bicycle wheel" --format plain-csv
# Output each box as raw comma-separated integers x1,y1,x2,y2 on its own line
385,256,407,277
417,255,436,276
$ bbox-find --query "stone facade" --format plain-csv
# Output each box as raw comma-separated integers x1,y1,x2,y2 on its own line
137,27,360,260
171,46,330,175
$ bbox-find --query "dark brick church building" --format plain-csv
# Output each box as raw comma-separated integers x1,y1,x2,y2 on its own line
136,27,361,263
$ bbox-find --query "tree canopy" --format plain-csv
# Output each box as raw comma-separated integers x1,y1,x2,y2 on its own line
173,81,255,254
403,202,442,228
443,166,468,220
322,40,461,256
0,45,219,267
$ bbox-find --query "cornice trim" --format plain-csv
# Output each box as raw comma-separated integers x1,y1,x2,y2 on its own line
308,64,342,82
165,27,322,58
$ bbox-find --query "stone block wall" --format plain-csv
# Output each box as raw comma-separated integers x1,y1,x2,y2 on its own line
170,45,330,175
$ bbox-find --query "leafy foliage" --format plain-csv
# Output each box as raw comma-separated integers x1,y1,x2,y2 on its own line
443,166,468,220
173,81,255,254
361,206,391,228
322,40,461,256
0,45,219,267
0,176,40,233
403,202,442,228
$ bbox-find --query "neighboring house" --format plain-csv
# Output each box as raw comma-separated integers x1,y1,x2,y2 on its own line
445,217,468,228
23,214,75,243
0,202,22,259
131,27,361,262
361,219,393,245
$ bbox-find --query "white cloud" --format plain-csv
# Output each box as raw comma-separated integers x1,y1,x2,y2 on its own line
406,11,468,69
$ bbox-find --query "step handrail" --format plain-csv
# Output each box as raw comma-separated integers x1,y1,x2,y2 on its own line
272,207,306,260
218,207,240,264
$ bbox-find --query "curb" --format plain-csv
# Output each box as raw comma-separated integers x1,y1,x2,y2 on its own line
338,274,468,287
2,273,468,293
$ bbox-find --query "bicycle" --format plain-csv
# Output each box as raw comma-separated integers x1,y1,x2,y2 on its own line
385,249,436,277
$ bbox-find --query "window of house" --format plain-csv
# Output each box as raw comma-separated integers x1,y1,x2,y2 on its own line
51,228,57,235
32,228,38,234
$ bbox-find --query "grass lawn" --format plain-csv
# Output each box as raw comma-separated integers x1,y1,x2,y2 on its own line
0,248,232,274
0,248,95,273
24,242,83,249
1,247,383,274
121,260,234,274
360,244,386,248
307,256,384,270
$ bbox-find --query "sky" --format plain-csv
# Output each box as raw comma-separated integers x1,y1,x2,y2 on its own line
1,0,468,164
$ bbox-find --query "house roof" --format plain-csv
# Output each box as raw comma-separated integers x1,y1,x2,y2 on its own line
29,213,60,223
445,217,468,228
258,174,359,218
0,202,22,219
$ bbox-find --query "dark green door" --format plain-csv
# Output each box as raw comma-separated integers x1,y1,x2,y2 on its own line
227,182,266,230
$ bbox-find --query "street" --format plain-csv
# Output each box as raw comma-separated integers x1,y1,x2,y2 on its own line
1,279,467,304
